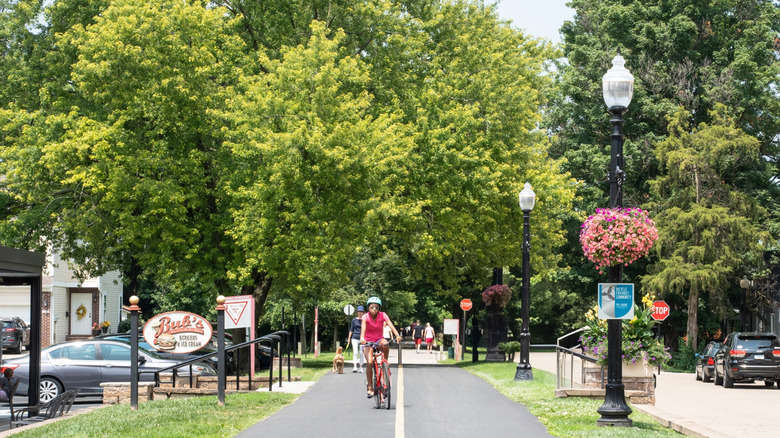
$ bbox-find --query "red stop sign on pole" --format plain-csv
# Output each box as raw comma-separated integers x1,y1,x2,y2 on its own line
460,299,473,311
651,300,670,321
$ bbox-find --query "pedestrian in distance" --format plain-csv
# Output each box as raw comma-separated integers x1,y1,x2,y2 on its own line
424,323,435,354
347,306,366,373
0,368,14,401
412,320,423,353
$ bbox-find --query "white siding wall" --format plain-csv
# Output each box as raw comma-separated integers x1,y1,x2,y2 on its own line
99,272,123,332
50,284,69,345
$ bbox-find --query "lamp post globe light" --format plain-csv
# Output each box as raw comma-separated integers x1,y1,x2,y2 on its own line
596,51,634,427
515,182,535,381
740,277,752,331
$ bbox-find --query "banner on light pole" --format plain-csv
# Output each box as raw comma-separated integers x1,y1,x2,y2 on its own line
598,283,634,320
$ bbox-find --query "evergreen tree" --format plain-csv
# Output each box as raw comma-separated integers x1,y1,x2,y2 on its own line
643,106,768,350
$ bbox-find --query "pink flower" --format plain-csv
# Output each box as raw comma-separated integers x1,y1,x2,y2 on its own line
579,207,658,272
482,284,512,307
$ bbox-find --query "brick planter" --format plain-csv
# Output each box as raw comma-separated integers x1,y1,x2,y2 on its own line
101,382,155,404
583,365,655,405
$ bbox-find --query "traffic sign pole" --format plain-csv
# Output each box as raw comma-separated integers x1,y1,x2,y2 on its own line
459,299,472,362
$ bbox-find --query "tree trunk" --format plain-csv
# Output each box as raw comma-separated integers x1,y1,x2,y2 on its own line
300,317,307,355
687,283,699,351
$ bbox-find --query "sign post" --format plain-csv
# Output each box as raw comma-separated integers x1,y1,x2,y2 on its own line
651,300,670,342
443,319,459,360
225,295,255,379
460,299,472,360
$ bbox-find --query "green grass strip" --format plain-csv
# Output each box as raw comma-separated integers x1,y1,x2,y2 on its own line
456,361,680,437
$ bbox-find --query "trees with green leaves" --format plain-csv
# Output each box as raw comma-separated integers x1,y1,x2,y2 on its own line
0,0,574,333
545,0,780,345
643,106,768,350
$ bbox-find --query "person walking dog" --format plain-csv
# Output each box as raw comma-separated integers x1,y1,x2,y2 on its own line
347,306,366,372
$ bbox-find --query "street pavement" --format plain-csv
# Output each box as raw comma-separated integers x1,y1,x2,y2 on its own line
236,347,552,438
7,348,776,437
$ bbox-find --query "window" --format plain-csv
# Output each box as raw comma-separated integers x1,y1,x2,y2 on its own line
49,344,97,361
100,344,131,361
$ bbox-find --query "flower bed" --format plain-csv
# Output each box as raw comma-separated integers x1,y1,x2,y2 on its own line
580,293,671,367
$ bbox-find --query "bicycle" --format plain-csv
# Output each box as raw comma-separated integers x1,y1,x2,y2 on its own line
365,341,392,410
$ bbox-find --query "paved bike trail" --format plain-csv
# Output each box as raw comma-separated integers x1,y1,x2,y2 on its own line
234,363,551,438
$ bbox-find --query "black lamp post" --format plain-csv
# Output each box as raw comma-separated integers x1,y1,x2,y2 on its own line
740,277,752,331
596,51,634,427
515,182,535,381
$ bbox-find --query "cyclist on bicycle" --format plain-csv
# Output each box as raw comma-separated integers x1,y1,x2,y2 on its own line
360,296,402,398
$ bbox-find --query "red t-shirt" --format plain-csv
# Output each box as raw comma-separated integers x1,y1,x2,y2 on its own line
362,311,388,343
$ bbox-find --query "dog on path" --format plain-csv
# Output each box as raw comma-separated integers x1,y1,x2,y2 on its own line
332,346,345,374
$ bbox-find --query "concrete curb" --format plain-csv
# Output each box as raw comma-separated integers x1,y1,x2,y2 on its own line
632,404,731,438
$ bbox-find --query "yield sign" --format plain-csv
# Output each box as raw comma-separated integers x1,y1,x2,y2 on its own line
225,295,253,329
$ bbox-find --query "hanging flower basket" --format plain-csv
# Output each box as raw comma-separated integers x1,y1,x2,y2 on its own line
580,207,658,273
482,284,512,310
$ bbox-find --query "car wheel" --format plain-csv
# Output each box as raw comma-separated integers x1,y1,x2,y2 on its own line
695,367,702,381
39,378,63,403
14,340,22,354
714,366,723,385
723,369,734,388
765,381,775,387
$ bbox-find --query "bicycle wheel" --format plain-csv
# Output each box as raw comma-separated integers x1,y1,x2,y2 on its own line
382,361,391,410
374,364,382,409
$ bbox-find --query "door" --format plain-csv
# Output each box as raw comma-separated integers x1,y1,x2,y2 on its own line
70,292,93,335
97,342,133,383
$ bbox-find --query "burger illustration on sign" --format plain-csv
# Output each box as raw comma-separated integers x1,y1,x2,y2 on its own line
142,311,213,354
156,333,177,350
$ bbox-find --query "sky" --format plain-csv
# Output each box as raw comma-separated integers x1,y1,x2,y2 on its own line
492,0,575,44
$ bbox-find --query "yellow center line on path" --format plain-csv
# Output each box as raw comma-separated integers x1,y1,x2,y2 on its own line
395,364,404,438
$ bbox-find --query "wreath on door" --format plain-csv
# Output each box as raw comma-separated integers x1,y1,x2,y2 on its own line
76,304,87,320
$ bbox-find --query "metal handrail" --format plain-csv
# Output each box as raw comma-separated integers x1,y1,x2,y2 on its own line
140,330,290,389
530,343,603,390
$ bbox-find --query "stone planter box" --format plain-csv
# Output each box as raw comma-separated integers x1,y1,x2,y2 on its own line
582,364,656,405
101,382,155,404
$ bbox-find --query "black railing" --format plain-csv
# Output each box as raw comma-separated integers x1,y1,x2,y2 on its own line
529,342,603,390
139,330,290,390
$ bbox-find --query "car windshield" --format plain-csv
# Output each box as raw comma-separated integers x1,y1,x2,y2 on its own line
735,336,778,349
2,321,13,329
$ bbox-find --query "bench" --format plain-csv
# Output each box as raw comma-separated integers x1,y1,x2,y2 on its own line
11,389,80,429
1,379,21,429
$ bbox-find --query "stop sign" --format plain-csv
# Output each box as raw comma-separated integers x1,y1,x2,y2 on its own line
651,300,670,321
460,299,473,311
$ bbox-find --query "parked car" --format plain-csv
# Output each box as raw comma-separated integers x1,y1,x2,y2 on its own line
714,332,780,388
0,339,216,402
695,341,722,382
1,317,30,354
97,333,235,374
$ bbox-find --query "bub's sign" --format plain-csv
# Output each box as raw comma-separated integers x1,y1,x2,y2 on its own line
143,311,213,354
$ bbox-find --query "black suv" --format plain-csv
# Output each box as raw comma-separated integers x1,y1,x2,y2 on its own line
1,317,30,354
696,341,722,383
714,332,780,388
